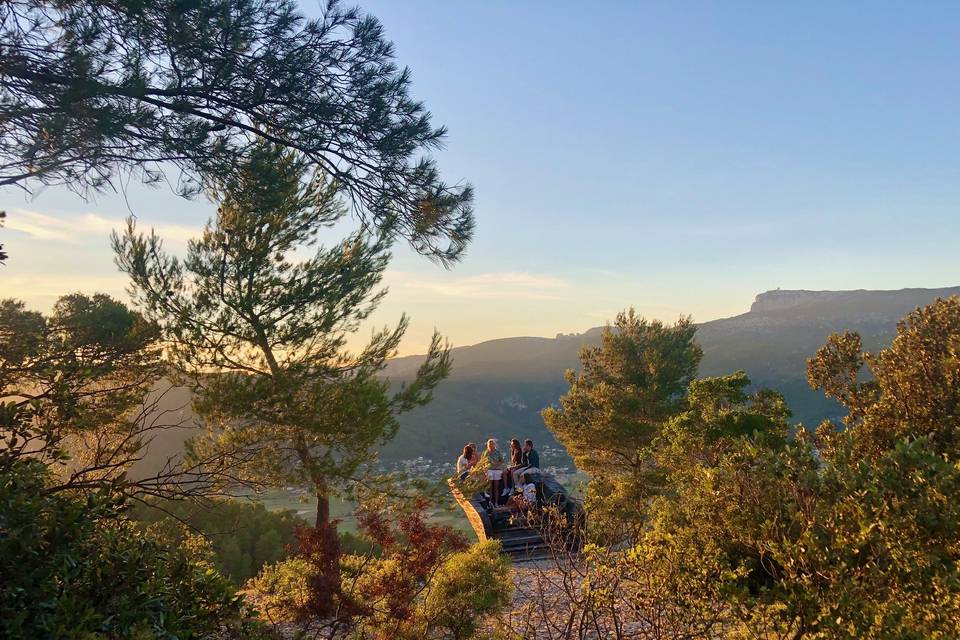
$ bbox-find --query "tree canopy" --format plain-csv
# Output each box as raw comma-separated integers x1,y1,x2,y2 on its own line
0,293,161,488
132,498,300,584
536,298,960,639
0,291,250,501
1,0,473,262
808,295,960,460
542,310,701,525
114,141,451,533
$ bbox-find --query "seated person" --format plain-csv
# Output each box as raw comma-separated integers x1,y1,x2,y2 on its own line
511,438,541,487
456,443,476,480
467,442,480,467
502,438,523,496
506,482,538,511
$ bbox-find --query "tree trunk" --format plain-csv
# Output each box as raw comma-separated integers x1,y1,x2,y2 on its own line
316,491,332,531
301,479,340,616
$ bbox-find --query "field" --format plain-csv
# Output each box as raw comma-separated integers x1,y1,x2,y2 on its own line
249,472,588,539
251,489,476,538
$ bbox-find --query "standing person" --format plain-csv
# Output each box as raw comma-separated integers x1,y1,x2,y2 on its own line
483,438,505,502
512,439,541,487
503,438,524,496
456,444,475,481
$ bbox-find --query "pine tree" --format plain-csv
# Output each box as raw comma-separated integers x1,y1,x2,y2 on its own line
542,309,701,525
2,0,473,263
114,140,450,543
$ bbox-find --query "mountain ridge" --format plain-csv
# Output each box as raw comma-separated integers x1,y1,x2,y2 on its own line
132,286,960,471
381,286,960,462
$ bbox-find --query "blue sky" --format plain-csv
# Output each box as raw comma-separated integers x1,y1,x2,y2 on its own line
2,1,959,353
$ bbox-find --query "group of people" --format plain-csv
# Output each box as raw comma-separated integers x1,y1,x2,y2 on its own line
456,437,541,507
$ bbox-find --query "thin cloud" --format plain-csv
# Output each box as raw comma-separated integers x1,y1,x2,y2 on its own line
387,270,568,301
4,208,200,244
0,274,129,308
4,210,74,241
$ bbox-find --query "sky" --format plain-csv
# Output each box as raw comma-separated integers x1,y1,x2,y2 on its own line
2,1,959,355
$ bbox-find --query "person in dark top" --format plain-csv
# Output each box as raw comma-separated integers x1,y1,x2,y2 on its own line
502,438,523,495
523,439,540,469
511,438,540,487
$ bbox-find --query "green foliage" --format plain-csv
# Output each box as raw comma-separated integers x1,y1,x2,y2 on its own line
114,140,452,530
339,529,380,557
245,502,511,638
645,427,960,637
0,459,262,639
420,540,513,640
655,371,791,487
345,538,510,640
0,293,164,492
542,309,702,527
1,0,473,262
536,298,960,638
635,298,960,638
132,498,299,584
808,295,960,460
344,499,473,635
455,460,493,498
245,557,315,623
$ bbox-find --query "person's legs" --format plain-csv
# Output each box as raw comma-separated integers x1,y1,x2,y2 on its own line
488,469,502,502
503,466,517,494
513,466,532,487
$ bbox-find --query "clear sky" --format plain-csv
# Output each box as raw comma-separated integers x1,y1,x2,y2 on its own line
2,1,959,354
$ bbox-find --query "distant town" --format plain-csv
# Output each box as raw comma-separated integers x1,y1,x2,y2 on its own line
380,443,576,483
262,443,580,517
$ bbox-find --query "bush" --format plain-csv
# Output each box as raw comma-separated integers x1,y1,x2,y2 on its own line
245,557,315,623
0,459,262,639
421,540,513,640
249,500,512,638
341,501,511,640
636,300,960,638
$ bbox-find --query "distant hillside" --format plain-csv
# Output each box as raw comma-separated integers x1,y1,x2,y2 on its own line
381,286,960,463
131,286,960,472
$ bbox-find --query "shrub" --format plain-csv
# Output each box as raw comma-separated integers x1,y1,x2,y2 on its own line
245,557,315,623
0,459,262,639
421,539,513,640
341,500,512,640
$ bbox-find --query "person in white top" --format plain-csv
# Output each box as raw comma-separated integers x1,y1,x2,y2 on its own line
522,482,537,505
456,443,476,480
507,482,538,510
